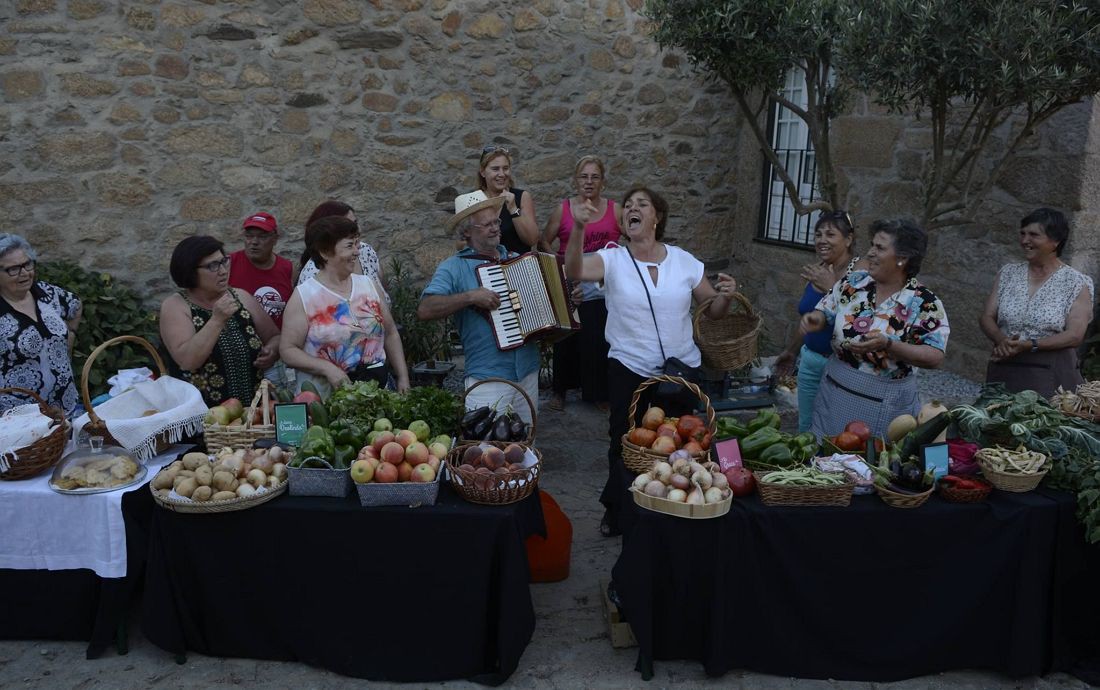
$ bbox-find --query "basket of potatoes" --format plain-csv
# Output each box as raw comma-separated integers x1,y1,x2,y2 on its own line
149,445,290,513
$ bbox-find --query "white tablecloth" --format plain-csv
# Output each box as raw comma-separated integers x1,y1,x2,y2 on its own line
0,444,189,578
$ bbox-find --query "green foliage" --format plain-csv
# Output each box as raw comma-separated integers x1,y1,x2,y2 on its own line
36,261,160,398
387,258,451,365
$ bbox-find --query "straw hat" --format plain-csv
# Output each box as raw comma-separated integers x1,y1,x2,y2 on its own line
446,190,506,232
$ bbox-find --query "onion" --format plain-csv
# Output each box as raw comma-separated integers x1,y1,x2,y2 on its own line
669,473,690,490
652,461,673,483
689,461,707,476
686,486,705,505
271,463,287,479
666,488,687,502
633,473,654,491
711,472,729,489
669,449,692,465
268,446,284,463
236,483,257,498
691,469,713,490
266,475,281,489
247,468,266,488
644,480,667,498
704,486,725,504
251,455,273,474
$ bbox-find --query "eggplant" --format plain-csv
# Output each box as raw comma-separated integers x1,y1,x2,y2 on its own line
900,463,924,489
471,413,496,441
492,415,512,441
885,481,925,495
509,420,527,440
461,406,492,432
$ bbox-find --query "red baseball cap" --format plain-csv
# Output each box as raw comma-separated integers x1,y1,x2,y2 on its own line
242,212,278,233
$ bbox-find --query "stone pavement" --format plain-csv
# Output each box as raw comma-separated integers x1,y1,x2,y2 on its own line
0,389,1094,689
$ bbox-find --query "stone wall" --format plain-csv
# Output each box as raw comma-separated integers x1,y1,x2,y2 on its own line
0,0,743,292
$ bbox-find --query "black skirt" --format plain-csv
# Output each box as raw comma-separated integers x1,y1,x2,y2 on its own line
985,348,1083,399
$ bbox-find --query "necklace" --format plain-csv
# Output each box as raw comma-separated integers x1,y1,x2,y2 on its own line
318,271,352,297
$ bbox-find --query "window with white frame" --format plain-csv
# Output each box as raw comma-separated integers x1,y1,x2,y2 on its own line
757,69,821,248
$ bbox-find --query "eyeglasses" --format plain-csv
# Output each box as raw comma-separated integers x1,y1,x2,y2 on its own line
576,174,603,182
0,259,34,277
823,210,854,231
199,257,231,273
470,219,502,231
480,146,512,162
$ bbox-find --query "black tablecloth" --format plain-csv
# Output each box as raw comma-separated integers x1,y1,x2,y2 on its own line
135,484,544,685
0,488,154,658
612,488,1100,681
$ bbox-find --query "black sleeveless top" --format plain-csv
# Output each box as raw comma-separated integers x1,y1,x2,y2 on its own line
167,290,262,407
498,187,530,255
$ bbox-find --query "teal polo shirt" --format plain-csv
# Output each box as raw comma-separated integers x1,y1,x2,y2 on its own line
421,246,540,382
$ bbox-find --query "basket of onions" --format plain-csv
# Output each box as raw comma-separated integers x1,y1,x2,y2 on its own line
630,450,733,519
620,375,716,474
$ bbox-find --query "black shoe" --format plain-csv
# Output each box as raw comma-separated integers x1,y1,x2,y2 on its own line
599,510,622,537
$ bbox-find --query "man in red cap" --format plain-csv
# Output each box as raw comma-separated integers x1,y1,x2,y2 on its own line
229,212,293,329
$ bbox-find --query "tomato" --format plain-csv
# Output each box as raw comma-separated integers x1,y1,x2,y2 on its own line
676,415,705,442
833,431,863,452
844,420,872,444
723,467,756,497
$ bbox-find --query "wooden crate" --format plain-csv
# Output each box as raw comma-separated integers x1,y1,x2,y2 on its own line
599,578,637,649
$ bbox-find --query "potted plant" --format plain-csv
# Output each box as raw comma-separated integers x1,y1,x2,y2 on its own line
387,259,455,387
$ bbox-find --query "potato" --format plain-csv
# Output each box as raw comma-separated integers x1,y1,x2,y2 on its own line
182,452,209,471
155,488,170,498
212,490,237,501
194,464,213,487
152,468,177,490
212,470,238,492
175,477,198,498
176,469,195,479
191,486,213,502
167,460,183,472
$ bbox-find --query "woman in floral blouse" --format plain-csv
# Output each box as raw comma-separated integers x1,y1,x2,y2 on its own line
160,235,280,407
801,219,949,439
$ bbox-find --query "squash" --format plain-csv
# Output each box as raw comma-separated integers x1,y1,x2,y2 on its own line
918,400,949,443
886,414,917,443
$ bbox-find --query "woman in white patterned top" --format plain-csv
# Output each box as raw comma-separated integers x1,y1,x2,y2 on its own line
981,208,1094,398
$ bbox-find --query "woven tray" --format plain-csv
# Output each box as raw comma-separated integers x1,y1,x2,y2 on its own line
287,457,352,498
151,476,288,513
446,441,541,505
938,480,992,503
355,469,441,507
757,472,855,507
632,487,731,519
693,293,761,371
0,387,70,481
875,483,934,508
203,379,277,453
978,458,1048,492
621,375,715,474
79,335,172,454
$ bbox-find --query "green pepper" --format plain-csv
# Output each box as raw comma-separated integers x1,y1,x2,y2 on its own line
716,418,749,439
760,443,794,465
333,444,356,469
746,410,781,434
740,426,783,457
299,425,335,461
330,419,367,450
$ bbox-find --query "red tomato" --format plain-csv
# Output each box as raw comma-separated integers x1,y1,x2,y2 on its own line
723,467,756,497
844,420,872,443
833,432,863,452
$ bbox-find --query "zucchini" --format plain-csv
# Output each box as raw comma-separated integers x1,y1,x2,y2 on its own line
896,412,951,460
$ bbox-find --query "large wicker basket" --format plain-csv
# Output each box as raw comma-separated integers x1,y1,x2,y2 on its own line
0,387,70,481
79,335,172,453
693,293,761,371
149,451,290,513
620,375,715,474
757,472,855,507
203,379,277,453
875,483,934,508
447,378,540,505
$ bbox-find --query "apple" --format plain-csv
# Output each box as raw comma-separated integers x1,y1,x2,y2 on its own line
432,435,452,451
395,429,418,448
293,391,321,405
366,430,380,447
205,405,231,426
373,418,393,432
397,461,413,482
428,442,449,460
358,444,379,460
350,459,375,484
405,442,429,466
380,441,406,465
427,455,440,472
372,431,396,454
228,417,244,427
408,420,431,442
220,397,244,421
411,463,436,482
374,461,398,483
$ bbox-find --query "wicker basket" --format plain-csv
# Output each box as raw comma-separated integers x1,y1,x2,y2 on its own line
446,441,542,505
875,483,934,508
978,459,1049,493
693,294,761,371
203,379,277,453
757,472,856,507
938,480,992,503
287,456,352,498
79,335,172,453
0,387,70,481
620,375,716,474
151,478,288,513
632,487,731,519
456,377,536,445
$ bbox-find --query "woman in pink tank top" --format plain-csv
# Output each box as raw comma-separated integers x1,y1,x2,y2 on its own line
539,155,622,411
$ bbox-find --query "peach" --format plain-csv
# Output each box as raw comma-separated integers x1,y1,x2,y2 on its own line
503,444,525,465
462,445,483,467
483,447,505,470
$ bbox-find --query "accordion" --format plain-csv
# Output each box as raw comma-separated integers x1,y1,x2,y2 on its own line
475,252,580,351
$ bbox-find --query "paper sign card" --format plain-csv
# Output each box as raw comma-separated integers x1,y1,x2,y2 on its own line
922,442,950,479
275,403,308,447
714,437,743,472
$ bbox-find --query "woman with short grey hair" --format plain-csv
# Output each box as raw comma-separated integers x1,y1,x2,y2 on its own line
0,233,83,415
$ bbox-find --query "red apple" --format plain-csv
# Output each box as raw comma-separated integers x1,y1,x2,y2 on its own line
292,391,320,405
427,455,440,472
380,441,405,465
405,442,429,466
395,429,418,448
220,397,244,421
372,431,396,454
358,444,379,461
397,461,413,482
374,462,398,483
410,464,436,482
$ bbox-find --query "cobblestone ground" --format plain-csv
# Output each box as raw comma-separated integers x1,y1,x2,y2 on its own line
0,373,1095,689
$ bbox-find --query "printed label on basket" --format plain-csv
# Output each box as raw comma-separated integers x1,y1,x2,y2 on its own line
275,403,308,447
921,442,949,480
714,437,743,471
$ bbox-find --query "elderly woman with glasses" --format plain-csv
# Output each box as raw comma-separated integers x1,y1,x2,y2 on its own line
774,210,866,432
0,234,83,416
477,146,539,254
160,235,280,407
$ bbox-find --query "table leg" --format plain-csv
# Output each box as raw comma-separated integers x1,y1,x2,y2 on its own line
635,649,654,680
116,620,129,655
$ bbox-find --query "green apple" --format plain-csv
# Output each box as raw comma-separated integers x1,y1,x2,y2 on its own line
350,459,375,484
373,418,393,432
366,430,380,447
204,405,232,426
432,435,452,451
408,419,430,442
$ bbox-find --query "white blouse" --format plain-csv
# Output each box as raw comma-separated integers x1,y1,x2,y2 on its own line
995,262,1094,340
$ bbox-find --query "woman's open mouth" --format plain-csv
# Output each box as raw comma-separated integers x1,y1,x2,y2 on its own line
627,212,642,231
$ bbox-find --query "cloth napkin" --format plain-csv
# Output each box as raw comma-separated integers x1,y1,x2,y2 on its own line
72,377,207,463
0,404,59,473
108,367,155,397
